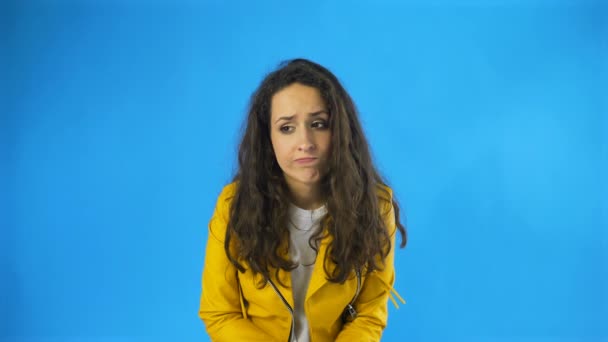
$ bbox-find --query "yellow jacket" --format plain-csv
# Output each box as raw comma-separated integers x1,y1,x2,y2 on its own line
198,182,401,341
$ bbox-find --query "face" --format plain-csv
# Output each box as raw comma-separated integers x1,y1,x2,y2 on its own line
270,83,331,191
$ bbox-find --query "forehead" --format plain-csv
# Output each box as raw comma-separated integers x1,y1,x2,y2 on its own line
270,83,326,119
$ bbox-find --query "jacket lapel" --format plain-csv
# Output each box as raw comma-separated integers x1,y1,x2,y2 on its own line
272,227,337,306
305,228,336,302
272,239,295,309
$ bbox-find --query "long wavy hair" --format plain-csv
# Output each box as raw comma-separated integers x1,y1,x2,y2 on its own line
225,58,407,286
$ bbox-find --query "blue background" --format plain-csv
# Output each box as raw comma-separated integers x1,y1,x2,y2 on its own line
1,0,606,341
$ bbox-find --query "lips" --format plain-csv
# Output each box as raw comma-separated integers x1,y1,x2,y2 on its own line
294,157,317,164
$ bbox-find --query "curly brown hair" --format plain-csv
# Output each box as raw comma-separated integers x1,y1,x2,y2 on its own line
225,58,407,286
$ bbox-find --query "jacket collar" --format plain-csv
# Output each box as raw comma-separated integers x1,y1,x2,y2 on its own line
305,228,336,301
272,226,336,305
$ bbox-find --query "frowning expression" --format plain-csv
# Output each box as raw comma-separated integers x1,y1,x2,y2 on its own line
270,83,331,189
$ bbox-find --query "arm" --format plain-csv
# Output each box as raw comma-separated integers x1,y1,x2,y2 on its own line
335,195,398,342
198,186,273,341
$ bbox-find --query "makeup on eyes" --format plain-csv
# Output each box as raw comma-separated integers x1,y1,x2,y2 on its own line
279,120,328,134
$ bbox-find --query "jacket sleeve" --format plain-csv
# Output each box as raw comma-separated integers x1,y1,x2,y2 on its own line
198,186,274,341
335,193,398,342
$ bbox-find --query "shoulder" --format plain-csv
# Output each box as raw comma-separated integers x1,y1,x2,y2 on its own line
375,183,396,236
208,181,239,243
375,183,394,215
376,183,393,202
218,181,238,204
213,181,240,215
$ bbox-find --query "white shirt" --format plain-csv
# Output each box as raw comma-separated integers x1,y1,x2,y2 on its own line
288,203,327,342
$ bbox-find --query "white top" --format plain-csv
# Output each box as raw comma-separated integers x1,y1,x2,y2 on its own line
288,203,327,342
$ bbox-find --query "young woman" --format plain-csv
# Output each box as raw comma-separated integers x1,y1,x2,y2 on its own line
198,58,407,341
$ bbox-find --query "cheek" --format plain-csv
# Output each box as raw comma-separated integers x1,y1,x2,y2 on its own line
276,147,290,165
319,133,332,157
271,135,291,165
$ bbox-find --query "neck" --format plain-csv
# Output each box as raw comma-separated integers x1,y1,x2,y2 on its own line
286,181,324,210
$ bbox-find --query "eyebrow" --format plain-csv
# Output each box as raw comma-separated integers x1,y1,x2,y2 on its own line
274,110,328,124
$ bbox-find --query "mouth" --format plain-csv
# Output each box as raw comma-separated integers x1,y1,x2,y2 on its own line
294,157,317,164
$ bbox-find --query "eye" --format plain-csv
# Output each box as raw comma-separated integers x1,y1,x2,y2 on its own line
280,125,294,133
312,120,328,129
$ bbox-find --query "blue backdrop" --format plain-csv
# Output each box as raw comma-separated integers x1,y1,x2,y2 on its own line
1,0,606,341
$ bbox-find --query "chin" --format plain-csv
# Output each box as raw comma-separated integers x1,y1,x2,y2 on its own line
285,174,321,187
295,177,321,185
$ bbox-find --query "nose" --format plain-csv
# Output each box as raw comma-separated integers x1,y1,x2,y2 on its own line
297,126,316,152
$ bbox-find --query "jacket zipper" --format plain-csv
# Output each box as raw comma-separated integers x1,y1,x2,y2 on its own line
267,278,295,342
342,269,362,323
351,269,362,303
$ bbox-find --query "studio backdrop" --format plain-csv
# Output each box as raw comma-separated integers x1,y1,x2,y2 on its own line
1,0,606,341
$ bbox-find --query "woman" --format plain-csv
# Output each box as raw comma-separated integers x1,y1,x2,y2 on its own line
198,58,407,341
